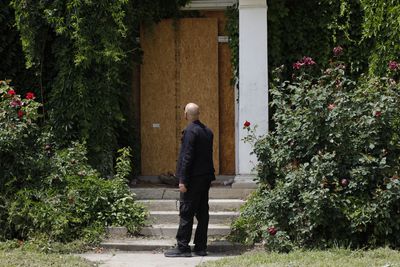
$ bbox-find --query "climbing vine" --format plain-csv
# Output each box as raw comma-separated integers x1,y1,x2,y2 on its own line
0,0,37,95
10,0,189,175
360,0,400,76
225,0,373,81
225,2,238,86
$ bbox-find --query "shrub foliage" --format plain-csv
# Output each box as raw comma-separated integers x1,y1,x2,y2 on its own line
232,53,400,250
0,81,146,243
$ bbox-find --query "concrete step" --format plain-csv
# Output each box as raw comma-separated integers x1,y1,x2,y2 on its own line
131,188,255,200
147,211,239,225
137,199,245,212
139,224,231,238
100,238,249,253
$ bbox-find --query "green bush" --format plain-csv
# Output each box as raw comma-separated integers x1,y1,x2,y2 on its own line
232,52,400,250
0,81,147,244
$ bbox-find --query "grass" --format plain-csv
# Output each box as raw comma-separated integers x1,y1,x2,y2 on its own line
0,250,96,267
200,248,400,267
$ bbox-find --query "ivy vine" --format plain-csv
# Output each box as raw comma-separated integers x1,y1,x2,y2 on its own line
225,2,238,87
10,0,190,175
225,0,374,82
360,0,400,76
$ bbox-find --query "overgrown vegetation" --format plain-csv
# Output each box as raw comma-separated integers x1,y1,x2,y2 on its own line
231,51,400,250
2,0,190,176
0,81,146,246
227,0,400,81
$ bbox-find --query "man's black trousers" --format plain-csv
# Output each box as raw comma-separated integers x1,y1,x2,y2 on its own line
176,177,211,252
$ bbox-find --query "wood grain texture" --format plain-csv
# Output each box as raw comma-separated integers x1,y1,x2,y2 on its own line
200,11,228,35
140,20,177,175
218,43,235,175
200,11,235,174
178,18,220,174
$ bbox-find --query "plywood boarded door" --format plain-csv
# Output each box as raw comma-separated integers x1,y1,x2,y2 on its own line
140,18,219,176
140,20,177,176
178,18,220,175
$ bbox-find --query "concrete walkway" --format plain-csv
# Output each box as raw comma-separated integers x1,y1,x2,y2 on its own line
80,252,233,267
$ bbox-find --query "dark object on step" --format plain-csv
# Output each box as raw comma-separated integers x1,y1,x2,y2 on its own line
159,172,179,186
164,247,192,257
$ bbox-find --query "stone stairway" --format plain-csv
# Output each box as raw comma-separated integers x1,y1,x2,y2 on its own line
100,186,255,252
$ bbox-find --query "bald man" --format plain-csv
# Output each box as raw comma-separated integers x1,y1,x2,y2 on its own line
164,103,215,257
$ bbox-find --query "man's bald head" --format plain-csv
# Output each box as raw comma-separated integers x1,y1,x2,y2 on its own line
184,103,200,121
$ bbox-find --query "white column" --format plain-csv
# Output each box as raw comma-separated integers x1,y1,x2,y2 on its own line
234,0,268,187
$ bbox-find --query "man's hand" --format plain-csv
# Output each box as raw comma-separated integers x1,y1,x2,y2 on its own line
179,183,187,193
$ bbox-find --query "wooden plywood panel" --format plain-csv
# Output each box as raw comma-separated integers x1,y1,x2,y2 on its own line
178,18,220,174
200,11,228,35
219,43,235,175
140,20,177,176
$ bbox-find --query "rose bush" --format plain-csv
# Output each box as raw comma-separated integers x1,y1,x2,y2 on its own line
231,53,400,250
0,81,146,245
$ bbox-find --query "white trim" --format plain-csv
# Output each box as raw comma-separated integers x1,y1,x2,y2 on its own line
239,0,266,9
182,0,237,10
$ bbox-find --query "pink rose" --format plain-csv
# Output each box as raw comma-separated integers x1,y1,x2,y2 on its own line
328,104,336,111
333,46,343,57
388,61,398,71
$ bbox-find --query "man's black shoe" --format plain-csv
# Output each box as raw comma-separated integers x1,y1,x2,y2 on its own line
164,247,192,257
193,250,207,256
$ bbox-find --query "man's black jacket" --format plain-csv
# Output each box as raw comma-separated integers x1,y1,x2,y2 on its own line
176,120,215,185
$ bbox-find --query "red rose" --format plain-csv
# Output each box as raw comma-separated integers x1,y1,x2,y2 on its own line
328,104,336,111
17,110,24,118
244,120,251,127
375,111,382,117
7,89,16,96
26,92,35,100
267,226,277,236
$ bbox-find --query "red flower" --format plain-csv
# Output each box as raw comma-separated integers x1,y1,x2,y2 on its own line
17,110,24,118
7,89,16,96
375,111,382,117
267,226,277,236
388,61,398,71
328,104,336,111
333,46,343,57
26,92,35,100
244,120,251,127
